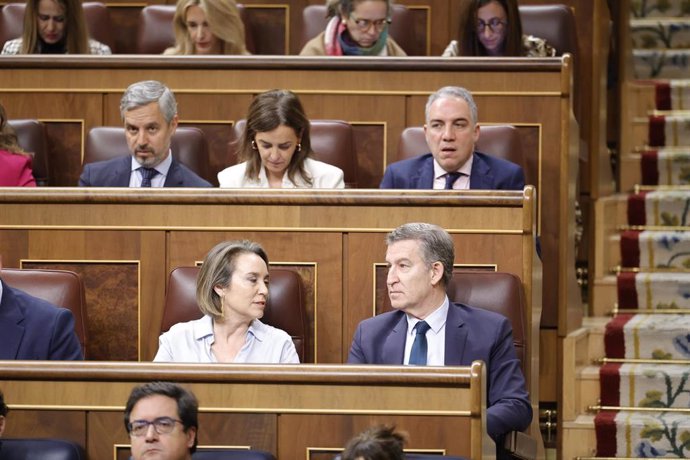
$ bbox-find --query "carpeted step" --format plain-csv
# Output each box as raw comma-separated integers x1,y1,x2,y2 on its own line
632,1,690,18
641,148,690,184
605,313,690,359
628,191,690,226
632,19,690,49
620,230,690,268
655,80,690,110
634,49,690,79
600,362,690,407
618,271,690,309
649,113,690,147
596,410,690,457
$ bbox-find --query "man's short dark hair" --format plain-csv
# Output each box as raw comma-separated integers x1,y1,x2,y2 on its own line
341,425,407,460
124,382,198,453
0,389,8,417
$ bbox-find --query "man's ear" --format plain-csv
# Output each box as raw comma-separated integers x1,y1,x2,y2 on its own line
430,261,444,286
0,415,6,437
186,426,196,449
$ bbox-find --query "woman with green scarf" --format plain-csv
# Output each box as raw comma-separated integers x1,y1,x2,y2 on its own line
299,0,406,56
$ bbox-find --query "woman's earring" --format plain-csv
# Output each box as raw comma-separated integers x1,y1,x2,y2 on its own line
251,140,258,150
296,143,302,152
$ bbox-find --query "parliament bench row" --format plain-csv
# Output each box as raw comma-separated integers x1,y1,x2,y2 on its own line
0,1,577,57
9,119,526,188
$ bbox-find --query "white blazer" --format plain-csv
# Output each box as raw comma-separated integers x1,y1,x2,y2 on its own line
218,158,345,188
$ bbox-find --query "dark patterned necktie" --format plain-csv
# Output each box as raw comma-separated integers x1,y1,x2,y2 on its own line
444,172,462,190
409,321,431,365
140,168,159,187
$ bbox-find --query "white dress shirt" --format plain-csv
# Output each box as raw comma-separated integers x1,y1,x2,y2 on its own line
128,152,172,188
217,158,345,188
432,156,473,190
403,296,449,365
153,315,300,363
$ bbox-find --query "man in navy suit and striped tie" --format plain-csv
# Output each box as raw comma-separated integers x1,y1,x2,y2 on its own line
348,223,531,457
380,86,524,191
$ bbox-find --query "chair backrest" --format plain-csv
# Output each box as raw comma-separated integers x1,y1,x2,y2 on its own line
0,2,115,52
229,119,358,188
83,126,213,184
8,119,49,186
0,438,86,459
194,449,276,459
136,4,254,54
162,266,309,362
396,124,526,173
446,272,526,370
518,4,577,58
300,4,416,55
1,268,88,358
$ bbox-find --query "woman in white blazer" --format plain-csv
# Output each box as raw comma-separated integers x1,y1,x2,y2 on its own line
218,89,344,188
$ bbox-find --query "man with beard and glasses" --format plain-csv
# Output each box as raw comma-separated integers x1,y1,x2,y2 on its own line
79,80,211,187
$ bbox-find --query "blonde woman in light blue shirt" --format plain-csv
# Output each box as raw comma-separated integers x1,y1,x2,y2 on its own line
154,240,299,363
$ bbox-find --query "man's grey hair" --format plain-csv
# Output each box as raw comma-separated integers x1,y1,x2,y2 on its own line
386,222,455,286
120,80,177,123
425,86,478,125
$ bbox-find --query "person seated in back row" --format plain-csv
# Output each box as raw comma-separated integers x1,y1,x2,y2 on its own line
300,0,406,56
164,0,249,55
0,103,36,187
79,80,211,188
1,0,111,54
442,0,555,57
218,89,344,188
380,86,524,190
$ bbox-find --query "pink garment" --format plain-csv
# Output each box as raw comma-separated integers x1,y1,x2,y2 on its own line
323,16,347,56
0,149,37,186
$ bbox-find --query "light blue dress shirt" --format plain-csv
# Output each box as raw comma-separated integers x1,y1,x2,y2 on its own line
403,296,449,365
153,314,299,363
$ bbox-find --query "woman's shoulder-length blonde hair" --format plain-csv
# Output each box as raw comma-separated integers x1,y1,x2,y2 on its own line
167,0,248,55
21,0,91,54
238,89,314,186
196,240,269,319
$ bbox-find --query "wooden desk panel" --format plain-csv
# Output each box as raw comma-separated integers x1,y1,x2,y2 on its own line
0,362,491,460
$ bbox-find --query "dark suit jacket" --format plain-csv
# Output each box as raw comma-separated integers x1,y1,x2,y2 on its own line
78,155,212,187
348,302,532,442
380,152,525,190
0,280,83,360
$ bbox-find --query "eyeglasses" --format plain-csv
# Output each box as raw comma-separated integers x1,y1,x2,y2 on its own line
349,15,392,32
476,18,506,33
128,417,183,437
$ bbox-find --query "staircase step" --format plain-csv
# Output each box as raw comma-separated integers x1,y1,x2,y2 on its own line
640,148,690,185
634,49,690,79
600,362,690,408
618,271,690,309
628,190,690,226
605,313,690,359
632,1,690,18
620,229,690,269
596,410,690,457
632,19,690,50
649,113,690,147
655,79,690,110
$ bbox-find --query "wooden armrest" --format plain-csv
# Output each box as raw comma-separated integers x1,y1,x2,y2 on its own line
504,430,537,460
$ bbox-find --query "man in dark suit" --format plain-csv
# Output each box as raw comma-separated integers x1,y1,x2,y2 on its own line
348,223,531,452
0,258,83,360
79,80,211,187
381,86,524,190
